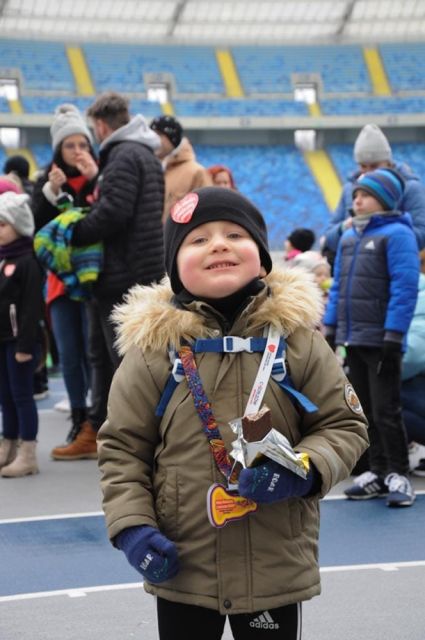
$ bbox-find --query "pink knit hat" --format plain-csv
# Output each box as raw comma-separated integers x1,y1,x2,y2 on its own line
0,176,21,195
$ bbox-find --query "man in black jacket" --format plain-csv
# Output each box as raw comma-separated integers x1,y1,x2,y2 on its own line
51,92,165,460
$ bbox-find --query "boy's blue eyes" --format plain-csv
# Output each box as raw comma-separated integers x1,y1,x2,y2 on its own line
191,233,243,244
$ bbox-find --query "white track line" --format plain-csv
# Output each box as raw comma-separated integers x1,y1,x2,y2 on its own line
2,561,425,603
0,583,143,603
0,512,103,524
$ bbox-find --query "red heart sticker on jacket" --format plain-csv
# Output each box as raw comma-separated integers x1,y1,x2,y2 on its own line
268,344,276,353
4,264,16,277
170,193,199,223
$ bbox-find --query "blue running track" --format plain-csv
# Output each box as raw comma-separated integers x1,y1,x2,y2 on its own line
1,496,424,597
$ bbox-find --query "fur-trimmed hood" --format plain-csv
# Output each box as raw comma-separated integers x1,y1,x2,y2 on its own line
112,267,324,355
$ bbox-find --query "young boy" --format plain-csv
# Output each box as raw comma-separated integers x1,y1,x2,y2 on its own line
324,168,419,507
97,187,368,640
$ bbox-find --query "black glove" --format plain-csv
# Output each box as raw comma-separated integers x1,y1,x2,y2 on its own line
377,341,402,375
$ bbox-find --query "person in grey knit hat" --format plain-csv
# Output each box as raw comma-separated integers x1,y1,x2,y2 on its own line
324,122,425,260
31,102,100,454
353,124,392,166
0,192,34,237
50,104,93,151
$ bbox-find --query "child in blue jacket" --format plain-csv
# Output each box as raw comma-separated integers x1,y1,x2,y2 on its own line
324,167,419,507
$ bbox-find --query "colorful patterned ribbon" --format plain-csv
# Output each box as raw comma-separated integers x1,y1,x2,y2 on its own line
179,345,239,486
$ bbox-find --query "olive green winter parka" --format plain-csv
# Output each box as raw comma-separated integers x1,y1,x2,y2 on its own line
97,268,369,615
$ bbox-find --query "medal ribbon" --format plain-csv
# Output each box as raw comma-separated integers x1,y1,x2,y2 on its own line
179,345,239,485
178,326,280,486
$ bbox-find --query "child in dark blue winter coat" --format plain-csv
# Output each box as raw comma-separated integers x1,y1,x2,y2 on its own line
0,192,44,477
324,167,419,507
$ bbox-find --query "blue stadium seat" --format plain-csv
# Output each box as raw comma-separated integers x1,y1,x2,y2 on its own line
21,96,93,114
0,96,9,113
174,99,308,117
195,144,330,248
0,40,74,92
321,96,425,115
232,45,371,94
0,147,7,171
83,44,223,94
31,144,54,170
380,43,425,92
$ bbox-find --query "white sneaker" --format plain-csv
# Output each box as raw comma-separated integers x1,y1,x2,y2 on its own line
408,441,425,472
54,398,71,413
385,473,416,507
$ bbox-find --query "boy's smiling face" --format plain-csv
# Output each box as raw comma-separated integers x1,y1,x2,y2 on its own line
177,220,266,298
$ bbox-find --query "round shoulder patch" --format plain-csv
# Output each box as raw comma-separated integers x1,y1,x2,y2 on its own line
344,383,363,415
170,192,199,223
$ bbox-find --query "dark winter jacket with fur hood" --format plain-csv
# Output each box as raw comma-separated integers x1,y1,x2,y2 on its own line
97,268,368,614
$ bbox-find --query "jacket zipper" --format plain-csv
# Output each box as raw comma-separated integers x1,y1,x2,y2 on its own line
9,304,18,337
345,235,362,345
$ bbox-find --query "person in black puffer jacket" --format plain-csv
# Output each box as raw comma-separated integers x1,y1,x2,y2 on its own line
52,92,165,461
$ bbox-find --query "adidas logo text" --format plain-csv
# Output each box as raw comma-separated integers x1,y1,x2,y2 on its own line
249,611,280,629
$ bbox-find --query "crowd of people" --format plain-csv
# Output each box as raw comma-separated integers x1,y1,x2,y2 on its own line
0,100,424,638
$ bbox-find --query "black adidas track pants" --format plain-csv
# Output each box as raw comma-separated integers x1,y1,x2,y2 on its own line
157,597,302,639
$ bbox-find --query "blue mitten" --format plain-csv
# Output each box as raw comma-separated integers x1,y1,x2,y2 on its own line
116,525,179,584
239,459,318,504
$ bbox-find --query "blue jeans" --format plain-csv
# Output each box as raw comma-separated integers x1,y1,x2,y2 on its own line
0,341,38,440
50,296,90,409
401,374,425,446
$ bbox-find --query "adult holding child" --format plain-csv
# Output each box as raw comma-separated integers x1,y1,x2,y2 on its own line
32,104,98,448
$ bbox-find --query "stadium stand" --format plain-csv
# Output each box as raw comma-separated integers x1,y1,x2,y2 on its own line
173,98,309,117
82,44,224,94
21,96,93,114
231,45,372,94
2,40,425,250
321,96,425,116
0,39,73,92
380,42,425,92
195,144,330,247
2,41,425,117
0,96,9,113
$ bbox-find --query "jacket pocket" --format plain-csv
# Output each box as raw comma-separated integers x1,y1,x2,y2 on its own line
155,465,179,542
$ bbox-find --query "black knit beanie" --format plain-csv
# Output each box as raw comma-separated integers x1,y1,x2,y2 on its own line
164,187,272,294
288,228,315,252
150,115,183,148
